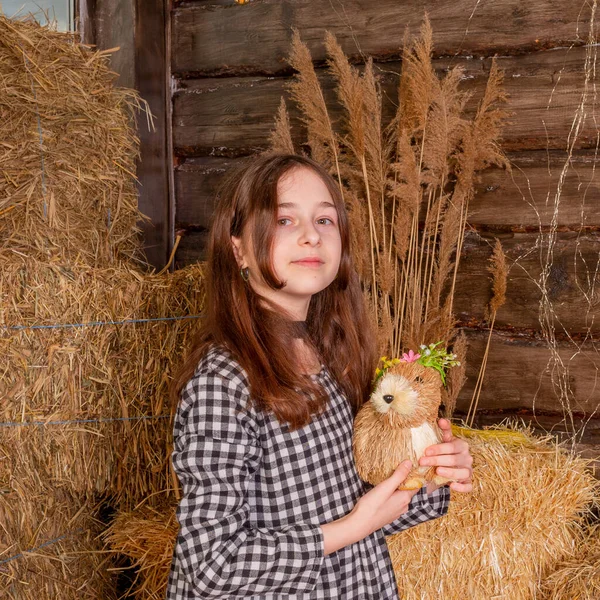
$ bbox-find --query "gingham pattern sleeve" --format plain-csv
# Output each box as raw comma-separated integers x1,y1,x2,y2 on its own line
170,366,325,599
380,484,450,536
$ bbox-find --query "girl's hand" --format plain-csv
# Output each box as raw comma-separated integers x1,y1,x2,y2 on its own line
419,418,473,493
348,460,419,539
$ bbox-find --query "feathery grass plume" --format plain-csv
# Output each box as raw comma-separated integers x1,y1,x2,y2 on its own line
267,97,295,155
442,329,467,419
287,29,340,175
344,187,371,280
421,66,471,188
396,15,435,139
470,58,511,173
434,58,510,337
466,238,509,427
324,33,385,316
275,17,508,400
389,129,421,263
485,237,508,321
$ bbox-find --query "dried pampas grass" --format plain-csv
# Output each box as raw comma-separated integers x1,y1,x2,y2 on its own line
386,425,599,600
274,15,510,378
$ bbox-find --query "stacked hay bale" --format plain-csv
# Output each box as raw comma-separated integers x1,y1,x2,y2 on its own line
105,427,599,600
0,16,205,597
386,426,599,599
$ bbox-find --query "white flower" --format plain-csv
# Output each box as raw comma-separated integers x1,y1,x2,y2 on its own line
424,349,431,356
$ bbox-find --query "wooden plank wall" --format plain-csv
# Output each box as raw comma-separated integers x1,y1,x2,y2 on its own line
170,0,600,466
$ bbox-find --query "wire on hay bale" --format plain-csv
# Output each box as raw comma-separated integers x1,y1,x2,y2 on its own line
385,425,600,600
540,523,600,600
0,486,115,599
0,15,149,268
104,426,599,600
1,256,205,505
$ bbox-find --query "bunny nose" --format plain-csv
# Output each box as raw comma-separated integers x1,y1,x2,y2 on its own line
383,394,394,404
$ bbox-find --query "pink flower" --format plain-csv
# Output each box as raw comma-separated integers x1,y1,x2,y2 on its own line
399,349,421,363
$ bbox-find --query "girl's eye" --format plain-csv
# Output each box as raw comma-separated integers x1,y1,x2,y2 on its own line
277,218,292,226
317,217,335,225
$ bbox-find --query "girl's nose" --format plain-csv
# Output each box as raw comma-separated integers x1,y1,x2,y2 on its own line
299,221,321,245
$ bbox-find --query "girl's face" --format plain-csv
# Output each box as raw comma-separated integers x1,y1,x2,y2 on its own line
231,166,342,320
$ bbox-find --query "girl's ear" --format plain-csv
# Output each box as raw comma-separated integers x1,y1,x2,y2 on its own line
231,235,245,267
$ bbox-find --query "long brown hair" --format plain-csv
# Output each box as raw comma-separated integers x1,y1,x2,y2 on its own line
171,153,377,430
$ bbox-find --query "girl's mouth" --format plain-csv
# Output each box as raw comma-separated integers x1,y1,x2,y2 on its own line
292,259,324,268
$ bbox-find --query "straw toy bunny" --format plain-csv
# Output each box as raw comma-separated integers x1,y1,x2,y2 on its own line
353,342,461,491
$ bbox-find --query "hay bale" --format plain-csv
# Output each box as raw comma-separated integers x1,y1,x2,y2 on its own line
105,427,599,600
0,14,208,596
386,426,599,600
103,502,179,600
1,257,205,505
0,257,205,596
0,15,148,267
0,486,115,599
540,524,600,599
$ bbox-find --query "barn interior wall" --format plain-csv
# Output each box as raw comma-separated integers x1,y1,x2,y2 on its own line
169,0,600,467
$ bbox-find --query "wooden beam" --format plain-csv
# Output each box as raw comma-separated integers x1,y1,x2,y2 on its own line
135,0,172,270
172,0,593,76
455,329,600,415
173,224,600,336
172,46,600,157
80,0,173,270
174,150,600,231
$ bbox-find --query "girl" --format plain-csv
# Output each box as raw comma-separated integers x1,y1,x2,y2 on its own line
167,153,473,599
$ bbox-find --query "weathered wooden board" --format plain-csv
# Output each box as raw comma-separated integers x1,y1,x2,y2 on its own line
175,227,600,334
174,150,600,231
135,0,172,270
172,46,600,156
175,156,240,228
473,150,600,230
452,229,600,333
172,0,593,75
455,328,599,414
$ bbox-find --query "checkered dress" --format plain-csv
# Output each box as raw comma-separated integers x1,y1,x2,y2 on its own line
166,345,450,599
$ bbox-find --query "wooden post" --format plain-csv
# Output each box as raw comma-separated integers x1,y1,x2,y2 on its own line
79,0,173,271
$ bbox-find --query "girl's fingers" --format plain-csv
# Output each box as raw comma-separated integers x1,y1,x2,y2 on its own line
425,439,469,456
449,480,473,493
379,460,413,495
435,466,472,480
437,418,454,442
420,454,472,468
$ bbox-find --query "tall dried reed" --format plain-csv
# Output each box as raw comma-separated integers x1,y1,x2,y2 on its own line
270,16,510,384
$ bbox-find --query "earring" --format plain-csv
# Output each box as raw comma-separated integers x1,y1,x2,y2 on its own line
240,266,250,281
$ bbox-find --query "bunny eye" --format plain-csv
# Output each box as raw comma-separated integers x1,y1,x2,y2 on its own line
415,376,424,384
